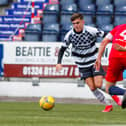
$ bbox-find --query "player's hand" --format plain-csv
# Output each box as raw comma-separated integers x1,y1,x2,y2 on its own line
56,64,62,72
94,58,101,71
113,43,126,51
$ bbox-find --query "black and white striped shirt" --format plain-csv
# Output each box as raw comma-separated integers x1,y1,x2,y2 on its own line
58,25,104,68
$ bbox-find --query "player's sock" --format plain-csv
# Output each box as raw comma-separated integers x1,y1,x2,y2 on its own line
109,85,126,95
93,89,111,105
112,95,122,106
100,84,122,106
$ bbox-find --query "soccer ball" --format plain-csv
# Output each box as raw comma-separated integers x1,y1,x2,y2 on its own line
39,96,55,111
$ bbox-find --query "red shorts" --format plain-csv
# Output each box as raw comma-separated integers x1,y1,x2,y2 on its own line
105,58,126,83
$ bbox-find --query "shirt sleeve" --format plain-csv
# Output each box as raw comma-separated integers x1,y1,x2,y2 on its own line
105,33,113,41
62,30,72,47
86,26,104,37
96,28,104,37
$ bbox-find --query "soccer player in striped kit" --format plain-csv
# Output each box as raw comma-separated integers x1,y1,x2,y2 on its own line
56,13,121,112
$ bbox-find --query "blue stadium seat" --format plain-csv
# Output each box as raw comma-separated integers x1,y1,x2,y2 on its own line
24,23,42,41
100,24,113,33
60,23,72,41
61,3,77,13
43,23,59,32
60,13,72,26
26,23,42,32
42,4,59,24
114,14,126,26
60,0,75,6
96,0,112,6
60,3,77,26
42,31,59,42
79,4,96,14
96,4,113,14
96,14,113,26
83,14,94,25
114,0,126,7
24,30,42,41
0,0,9,5
60,23,72,33
42,23,59,42
78,0,93,6
96,37,103,43
115,5,126,14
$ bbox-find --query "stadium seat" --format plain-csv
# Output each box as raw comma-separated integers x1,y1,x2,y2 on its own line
96,14,113,26
115,5,126,14
60,13,72,27
96,4,113,14
60,23,72,41
96,0,112,6
42,4,59,24
42,23,59,42
60,23,72,33
96,37,103,43
77,0,93,6
61,3,77,13
60,3,77,27
79,4,96,14
60,0,75,6
100,24,113,33
83,14,94,25
24,23,42,41
43,23,59,32
24,30,42,41
114,0,126,7
26,23,42,32
42,31,59,42
0,0,9,5
114,14,126,26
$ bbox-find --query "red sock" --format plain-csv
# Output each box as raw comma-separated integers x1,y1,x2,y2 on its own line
112,95,122,106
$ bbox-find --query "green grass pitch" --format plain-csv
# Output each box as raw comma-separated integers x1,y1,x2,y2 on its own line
0,102,126,126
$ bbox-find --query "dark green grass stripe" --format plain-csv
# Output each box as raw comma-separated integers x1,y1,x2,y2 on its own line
0,102,125,126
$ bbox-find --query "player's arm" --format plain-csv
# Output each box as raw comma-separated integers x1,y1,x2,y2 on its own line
113,43,126,51
95,35,112,71
56,46,67,72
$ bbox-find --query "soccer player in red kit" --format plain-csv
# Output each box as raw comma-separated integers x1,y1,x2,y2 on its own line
95,24,126,109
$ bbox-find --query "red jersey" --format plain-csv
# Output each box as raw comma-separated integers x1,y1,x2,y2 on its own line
107,24,126,58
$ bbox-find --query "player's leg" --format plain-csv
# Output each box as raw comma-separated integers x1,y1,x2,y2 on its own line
85,77,113,112
92,75,113,112
93,64,122,106
105,58,126,108
105,58,126,95
79,66,113,112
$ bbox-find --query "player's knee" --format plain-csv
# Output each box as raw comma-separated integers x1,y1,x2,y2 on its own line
89,86,96,91
105,85,110,94
94,82,103,89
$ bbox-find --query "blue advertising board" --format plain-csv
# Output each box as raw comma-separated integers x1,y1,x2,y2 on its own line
0,27,19,35
0,22,24,29
17,0,48,3
5,8,37,16
0,35,12,41
0,44,4,76
11,2,43,9
0,15,31,23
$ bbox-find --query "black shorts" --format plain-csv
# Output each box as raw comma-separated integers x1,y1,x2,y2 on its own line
79,65,105,80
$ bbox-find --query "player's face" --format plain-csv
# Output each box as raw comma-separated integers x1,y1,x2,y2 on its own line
72,18,84,32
